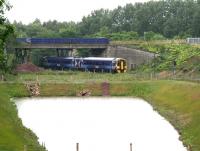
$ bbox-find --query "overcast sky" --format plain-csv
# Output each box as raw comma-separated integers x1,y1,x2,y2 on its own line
5,0,149,24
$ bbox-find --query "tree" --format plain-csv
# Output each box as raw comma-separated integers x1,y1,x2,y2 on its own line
0,0,14,74
79,9,111,35
59,22,80,37
191,4,200,36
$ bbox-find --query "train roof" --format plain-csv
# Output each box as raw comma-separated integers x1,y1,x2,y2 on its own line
44,56,125,61
83,57,116,61
45,56,74,59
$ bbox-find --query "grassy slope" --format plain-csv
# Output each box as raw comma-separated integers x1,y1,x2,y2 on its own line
0,84,45,151
1,72,200,151
146,81,200,151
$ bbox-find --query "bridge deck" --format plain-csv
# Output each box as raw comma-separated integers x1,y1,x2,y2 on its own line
12,43,109,49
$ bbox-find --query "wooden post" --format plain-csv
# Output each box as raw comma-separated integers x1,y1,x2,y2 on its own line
130,143,132,151
76,143,79,151
24,145,27,151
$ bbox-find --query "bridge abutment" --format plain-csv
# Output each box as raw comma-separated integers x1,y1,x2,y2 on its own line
104,46,155,70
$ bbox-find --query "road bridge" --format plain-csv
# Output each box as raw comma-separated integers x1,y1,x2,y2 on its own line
8,38,109,63
13,38,109,49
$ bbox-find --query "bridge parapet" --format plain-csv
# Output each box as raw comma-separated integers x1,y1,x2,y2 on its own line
9,37,110,49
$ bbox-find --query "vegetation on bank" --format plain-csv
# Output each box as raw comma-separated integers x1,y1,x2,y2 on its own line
0,71,200,151
137,42,200,73
3,71,136,83
111,39,200,76
0,83,46,151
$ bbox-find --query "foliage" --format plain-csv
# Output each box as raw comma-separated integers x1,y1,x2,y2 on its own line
0,0,14,73
139,43,200,72
144,31,166,41
109,31,139,40
93,31,139,40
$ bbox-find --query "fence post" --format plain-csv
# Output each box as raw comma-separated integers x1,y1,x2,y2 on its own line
24,145,27,151
130,143,132,151
76,143,79,151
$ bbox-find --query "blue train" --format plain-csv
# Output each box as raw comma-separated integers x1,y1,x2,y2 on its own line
16,38,109,44
41,56,127,73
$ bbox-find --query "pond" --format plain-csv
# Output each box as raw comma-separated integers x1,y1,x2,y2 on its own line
15,97,187,151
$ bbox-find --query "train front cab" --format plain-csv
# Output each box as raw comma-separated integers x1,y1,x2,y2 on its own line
115,58,127,73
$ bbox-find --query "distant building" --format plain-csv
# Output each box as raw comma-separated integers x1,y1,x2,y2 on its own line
186,38,200,44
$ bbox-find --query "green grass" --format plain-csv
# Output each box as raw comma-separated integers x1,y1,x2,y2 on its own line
145,81,200,151
1,71,200,151
6,71,136,83
0,83,46,151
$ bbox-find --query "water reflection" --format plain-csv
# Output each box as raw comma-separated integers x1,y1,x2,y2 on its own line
15,97,187,151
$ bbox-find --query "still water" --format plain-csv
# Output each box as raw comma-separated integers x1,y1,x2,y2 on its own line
15,97,187,151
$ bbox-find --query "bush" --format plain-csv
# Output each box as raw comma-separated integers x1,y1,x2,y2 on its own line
144,31,166,41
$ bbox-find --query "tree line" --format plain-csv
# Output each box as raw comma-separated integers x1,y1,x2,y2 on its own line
13,0,200,40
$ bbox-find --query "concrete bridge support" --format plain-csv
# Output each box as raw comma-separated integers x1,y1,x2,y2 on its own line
56,49,74,57
104,46,155,70
15,48,32,64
